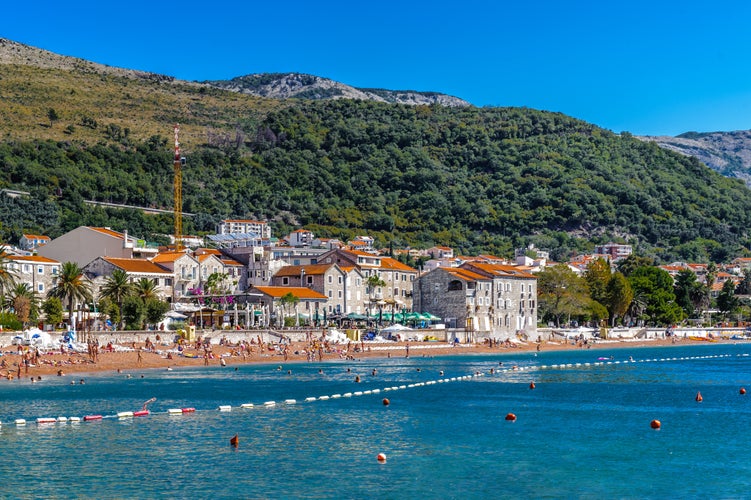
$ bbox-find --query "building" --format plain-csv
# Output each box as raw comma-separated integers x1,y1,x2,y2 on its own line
287,229,315,247
270,263,349,316
84,256,175,302
593,242,632,261
413,262,538,340
37,227,158,267
215,219,272,240
251,286,328,327
150,251,199,300
5,255,60,295
317,248,418,312
19,234,51,251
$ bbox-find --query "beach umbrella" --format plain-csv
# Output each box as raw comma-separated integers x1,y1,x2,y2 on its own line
422,312,442,322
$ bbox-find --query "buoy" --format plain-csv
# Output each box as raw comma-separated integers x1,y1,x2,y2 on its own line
529,382,536,390
382,398,390,406
230,434,239,448
650,419,661,429
741,387,747,395
505,413,517,421
377,452,387,463
695,392,703,402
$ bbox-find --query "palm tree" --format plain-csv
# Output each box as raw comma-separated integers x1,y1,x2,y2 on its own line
0,246,19,311
5,283,39,329
100,269,134,330
133,278,160,301
47,261,92,331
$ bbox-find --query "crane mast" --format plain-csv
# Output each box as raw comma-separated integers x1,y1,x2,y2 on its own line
173,124,183,251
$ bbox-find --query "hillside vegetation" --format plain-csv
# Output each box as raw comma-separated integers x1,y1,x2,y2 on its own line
1,39,751,263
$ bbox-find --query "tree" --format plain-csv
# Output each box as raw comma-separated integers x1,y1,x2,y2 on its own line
100,269,134,329
673,269,703,318
605,272,633,326
133,278,160,301
279,292,299,326
47,108,60,128
145,298,170,327
47,261,92,330
0,246,18,310
628,266,682,326
41,296,64,327
584,258,611,306
122,295,146,330
717,279,739,319
537,264,590,327
5,283,39,329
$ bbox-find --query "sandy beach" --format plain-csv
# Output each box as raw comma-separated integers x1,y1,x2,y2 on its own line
0,334,727,381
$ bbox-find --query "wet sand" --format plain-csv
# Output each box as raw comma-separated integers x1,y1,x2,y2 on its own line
0,335,729,380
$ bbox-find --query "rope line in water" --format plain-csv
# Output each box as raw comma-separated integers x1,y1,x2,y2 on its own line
2,353,746,430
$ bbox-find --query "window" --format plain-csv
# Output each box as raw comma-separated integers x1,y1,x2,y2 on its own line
338,276,342,284
338,290,342,298
37,266,44,274
37,283,44,293
282,277,289,285
328,275,333,284
306,276,313,285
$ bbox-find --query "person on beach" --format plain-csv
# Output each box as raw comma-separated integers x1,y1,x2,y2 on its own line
137,348,143,365
405,343,410,358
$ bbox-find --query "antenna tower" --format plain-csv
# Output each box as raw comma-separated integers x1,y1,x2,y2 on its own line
173,124,183,251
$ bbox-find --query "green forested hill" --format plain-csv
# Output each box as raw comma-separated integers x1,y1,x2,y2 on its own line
1,55,751,263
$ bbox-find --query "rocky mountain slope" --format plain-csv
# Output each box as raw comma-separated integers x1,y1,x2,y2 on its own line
639,131,751,185
203,73,470,107
0,37,468,107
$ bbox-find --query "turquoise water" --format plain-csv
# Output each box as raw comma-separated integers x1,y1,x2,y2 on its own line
1,343,750,499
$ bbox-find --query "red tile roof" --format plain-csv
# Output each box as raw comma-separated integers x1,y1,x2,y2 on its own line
104,257,172,274
253,286,327,300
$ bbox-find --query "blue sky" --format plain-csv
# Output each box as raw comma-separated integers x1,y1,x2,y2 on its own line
4,1,751,136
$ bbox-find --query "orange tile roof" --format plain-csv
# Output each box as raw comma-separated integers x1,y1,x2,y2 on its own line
275,264,334,276
253,286,327,300
464,262,536,279
104,257,172,274
152,252,187,263
22,234,50,240
7,255,59,264
445,268,489,281
89,227,125,239
379,257,417,273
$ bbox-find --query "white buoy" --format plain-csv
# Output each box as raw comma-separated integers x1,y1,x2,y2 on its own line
305,397,317,402
168,409,183,415
15,419,26,426
241,403,255,409
69,417,81,423
264,401,276,407
57,417,68,423
318,396,330,401
285,399,297,404
117,411,134,419
219,405,232,412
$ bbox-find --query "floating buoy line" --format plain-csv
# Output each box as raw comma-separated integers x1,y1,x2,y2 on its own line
0,352,747,431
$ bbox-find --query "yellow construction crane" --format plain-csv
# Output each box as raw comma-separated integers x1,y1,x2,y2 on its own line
173,124,184,251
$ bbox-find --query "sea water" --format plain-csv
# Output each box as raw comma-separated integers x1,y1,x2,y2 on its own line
0,343,750,499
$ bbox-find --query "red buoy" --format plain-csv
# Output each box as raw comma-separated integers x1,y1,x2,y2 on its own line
505,413,517,421
695,392,703,402
529,382,536,390
377,452,387,463
382,398,390,406
741,387,747,395
230,434,239,448
650,419,661,429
